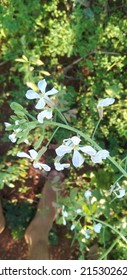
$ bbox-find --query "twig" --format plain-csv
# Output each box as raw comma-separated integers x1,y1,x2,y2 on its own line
63,49,119,74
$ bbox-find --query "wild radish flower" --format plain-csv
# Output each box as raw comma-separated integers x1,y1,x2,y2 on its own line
76,209,82,214
97,97,115,119
62,205,68,225
4,121,29,144
110,182,125,198
26,79,58,109
91,149,109,163
71,224,76,231
37,109,53,123
93,223,102,233
55,136,97,168
17,149,51,171
56,136,109,167
54,156,70,171
81,228,91,239
84,190,92,199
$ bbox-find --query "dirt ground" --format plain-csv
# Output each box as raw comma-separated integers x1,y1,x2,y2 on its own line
0,165,80,260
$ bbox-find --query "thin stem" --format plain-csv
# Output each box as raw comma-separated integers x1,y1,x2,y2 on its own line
54,106,69,125
94,217,127,245
45,121,127,178
92,118,101,139
99,236,120,260
46,126,59,148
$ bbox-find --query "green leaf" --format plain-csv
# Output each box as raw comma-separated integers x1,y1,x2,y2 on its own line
10,102,25,112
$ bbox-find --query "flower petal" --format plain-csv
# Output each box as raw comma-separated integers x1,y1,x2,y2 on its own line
91,149,109,163
35,97,46,109
82,229,91,239
17,152,31,159
98,98,115,107
26,90,40,99
114,189,125,198
37,110,52,123
54,162,70,171
38,79,47,94
84,190,92,198
45,88,58,96
29,149,38,160
72,150,84,167
71,224,76,231
71,136,81,145
55,145,73,157
93,223,102,233
33,162,51,171
15,120,19,125
4,122,11,127
9,134,17,143
24,139,29,145
79,145,96,156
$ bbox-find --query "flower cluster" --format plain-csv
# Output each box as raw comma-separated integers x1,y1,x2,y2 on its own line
26,79,58,123
17,149,51,171
55,136,109,168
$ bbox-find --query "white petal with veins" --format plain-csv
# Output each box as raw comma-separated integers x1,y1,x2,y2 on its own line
26,90,40,99
91,150,109,163
56,145,73,157
71,136,81,145
79,145,96,156
45,88,58,96
54,162,70,171
29,149,38,160
33,162,51,171
35,97,46,109
38,79,47,93
98,98,115,107
72,150,84,167
17,152,31,159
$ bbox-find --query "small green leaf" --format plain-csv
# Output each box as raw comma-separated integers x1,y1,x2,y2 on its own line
10,102,24,111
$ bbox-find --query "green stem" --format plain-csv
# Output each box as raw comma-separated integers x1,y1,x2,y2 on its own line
99,236,120,260
92,118,101,139
45,126,59,148
45,121,127,178
94,217,127,245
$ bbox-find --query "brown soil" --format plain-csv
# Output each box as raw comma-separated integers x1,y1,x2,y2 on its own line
0,164,79,260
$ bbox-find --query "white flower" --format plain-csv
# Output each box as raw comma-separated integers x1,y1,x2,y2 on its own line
62,206,68,225
93,223,102,233
84,190,92,198
54,162,70,171
9,133,17,143
5,121,29,144
26,79,58,109
76,209,82,214
110,182,125,199
17,149,51,171
81,229,91,239
98,98,115,107
91,149,109,163
55,136,109,167
33,162,51,171
55,136,97,168
97,98,115,119
71,224,76,231
54,156,70,171
37,109,53,123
